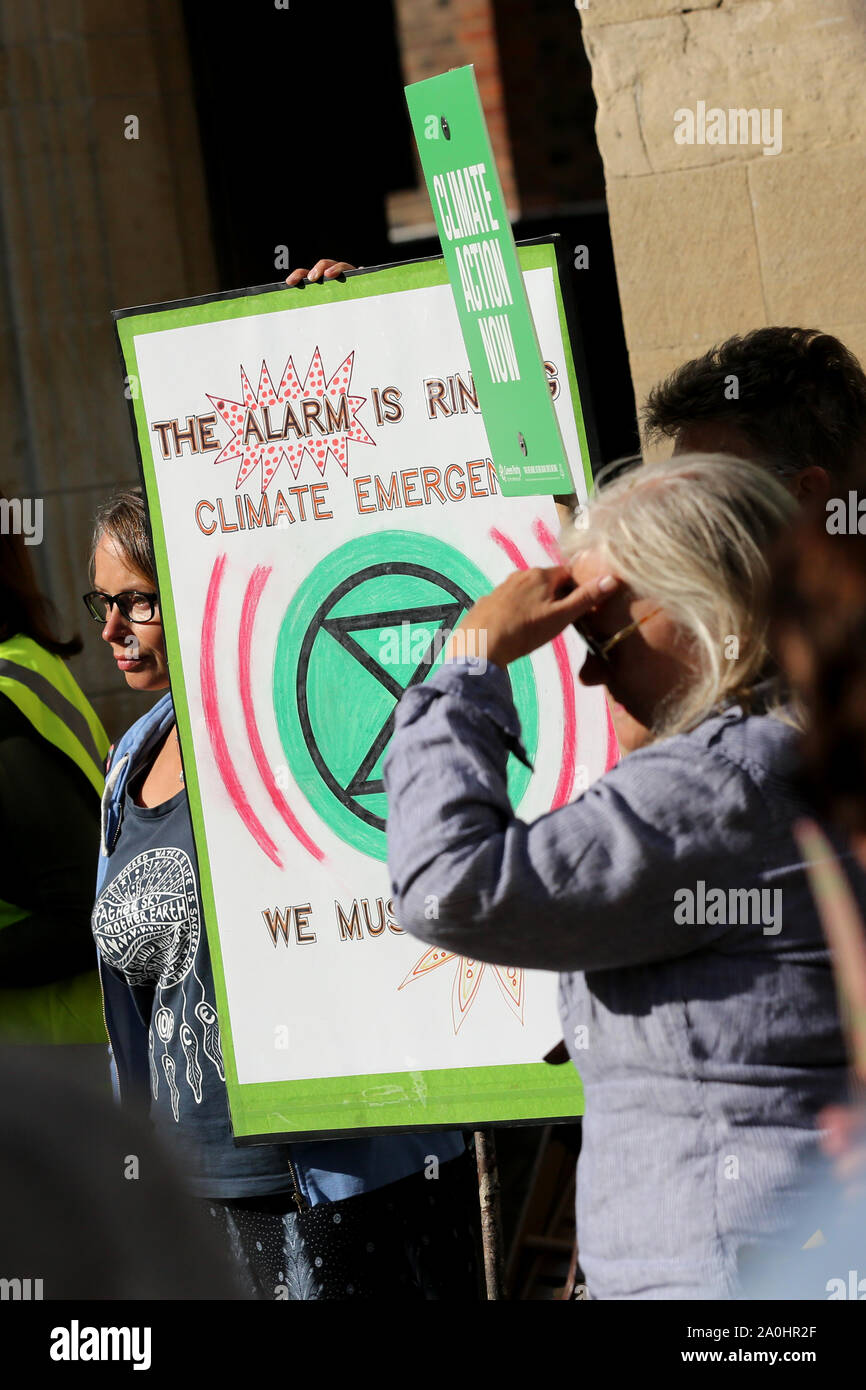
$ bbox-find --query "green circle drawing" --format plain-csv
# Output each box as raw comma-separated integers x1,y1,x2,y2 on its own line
273,531,538,861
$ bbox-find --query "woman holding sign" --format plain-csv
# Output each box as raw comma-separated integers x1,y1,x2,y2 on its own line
384,452,866,1300
86,486,482,1301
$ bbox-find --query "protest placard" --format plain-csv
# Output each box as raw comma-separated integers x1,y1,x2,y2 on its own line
406,66,575,496
114,241,607,1141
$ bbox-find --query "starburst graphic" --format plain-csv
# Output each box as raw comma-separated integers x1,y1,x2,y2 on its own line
399,947,525,1034
207,347,375,493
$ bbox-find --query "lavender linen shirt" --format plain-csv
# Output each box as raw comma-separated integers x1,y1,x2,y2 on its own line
383,659,859,1300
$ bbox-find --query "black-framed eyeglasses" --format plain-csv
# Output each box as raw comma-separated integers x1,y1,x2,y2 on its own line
575,607,663,663
82,590,160,624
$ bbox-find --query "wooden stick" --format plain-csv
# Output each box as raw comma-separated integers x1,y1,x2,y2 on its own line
474,1128,505,1299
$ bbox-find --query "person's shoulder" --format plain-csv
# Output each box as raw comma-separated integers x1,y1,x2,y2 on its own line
107,693,174,773
0,691,33,740
619,706,801,811
688,704,798,771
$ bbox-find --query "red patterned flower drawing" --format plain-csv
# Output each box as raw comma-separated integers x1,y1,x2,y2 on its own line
399,947,525,1034
207,347,374,492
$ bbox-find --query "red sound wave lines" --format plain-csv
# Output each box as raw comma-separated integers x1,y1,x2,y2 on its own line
604,699,621,772
530,516,622,777
239,565,325,863
490,525,577,809
201,554,283,868
533,517,564,566
531,516,578,805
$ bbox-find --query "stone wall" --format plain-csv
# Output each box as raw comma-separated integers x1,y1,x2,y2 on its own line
0,0,218,737
580,0,866,454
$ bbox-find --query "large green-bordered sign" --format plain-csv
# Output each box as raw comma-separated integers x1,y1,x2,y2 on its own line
114,244,599,1141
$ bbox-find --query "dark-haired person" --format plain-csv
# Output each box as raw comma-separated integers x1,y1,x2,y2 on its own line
737,481,866,1298
646,326,866,497
556,327,866,532
770,498,866,847
0,492,109,1045
562,328,866,750
87,486,483,1301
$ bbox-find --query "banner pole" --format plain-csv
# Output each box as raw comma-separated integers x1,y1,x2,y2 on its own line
474,1127,505,1299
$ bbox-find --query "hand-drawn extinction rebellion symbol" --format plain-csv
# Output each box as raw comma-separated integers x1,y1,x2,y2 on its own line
274,531,538,863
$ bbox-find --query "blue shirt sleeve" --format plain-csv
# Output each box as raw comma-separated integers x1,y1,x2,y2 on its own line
383,660,777,972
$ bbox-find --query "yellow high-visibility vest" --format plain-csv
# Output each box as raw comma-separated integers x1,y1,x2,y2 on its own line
0,634,110,1043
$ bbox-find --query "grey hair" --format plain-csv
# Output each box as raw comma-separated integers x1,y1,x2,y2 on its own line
560,452,800,741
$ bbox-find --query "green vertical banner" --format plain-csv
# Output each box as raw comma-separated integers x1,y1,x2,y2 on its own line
405,65,574,498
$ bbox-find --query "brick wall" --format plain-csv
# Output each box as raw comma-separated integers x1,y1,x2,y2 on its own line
389,0,603,237
389,0,519,235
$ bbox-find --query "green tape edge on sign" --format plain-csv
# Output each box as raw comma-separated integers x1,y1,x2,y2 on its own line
229,1061,584,1139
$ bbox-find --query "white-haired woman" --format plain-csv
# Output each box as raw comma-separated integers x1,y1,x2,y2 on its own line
383,454,866,1300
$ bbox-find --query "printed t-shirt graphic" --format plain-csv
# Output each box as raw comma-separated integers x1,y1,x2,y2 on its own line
92,815,221,1122
92,783,296,1195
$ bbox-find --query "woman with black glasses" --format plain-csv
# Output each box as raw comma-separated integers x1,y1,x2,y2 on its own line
85,485,482,1301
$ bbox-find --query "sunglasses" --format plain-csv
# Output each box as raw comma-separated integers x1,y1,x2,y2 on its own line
574,607,663,663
